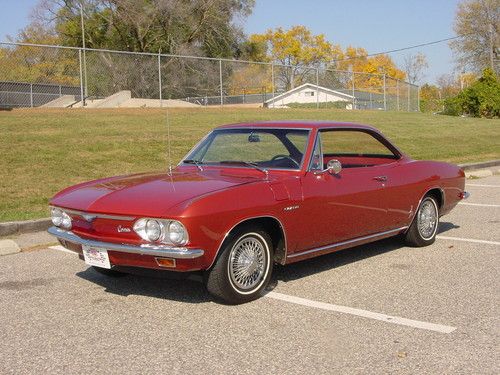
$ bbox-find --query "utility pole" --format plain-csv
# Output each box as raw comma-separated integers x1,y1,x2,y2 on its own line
489,23,495,71
80,2,87,107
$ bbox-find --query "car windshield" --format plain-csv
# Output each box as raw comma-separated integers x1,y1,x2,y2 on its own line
184,128,310,170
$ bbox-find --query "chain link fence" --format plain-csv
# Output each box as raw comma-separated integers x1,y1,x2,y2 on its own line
0,41,419,111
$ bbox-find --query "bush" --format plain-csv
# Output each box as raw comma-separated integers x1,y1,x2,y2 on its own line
420,98,444,113
443,68,500,118
442,96,462,116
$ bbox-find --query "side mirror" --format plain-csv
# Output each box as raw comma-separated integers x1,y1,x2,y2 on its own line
313,159,342,175
326,159,342,175
248,133,260,142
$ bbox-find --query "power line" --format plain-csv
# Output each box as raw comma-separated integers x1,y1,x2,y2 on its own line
333,34,467,62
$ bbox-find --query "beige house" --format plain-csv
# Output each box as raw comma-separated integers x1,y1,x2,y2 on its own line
264,83,356,109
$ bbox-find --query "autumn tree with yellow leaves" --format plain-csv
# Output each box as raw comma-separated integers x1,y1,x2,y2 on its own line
237,26,406,94
241,26,343,90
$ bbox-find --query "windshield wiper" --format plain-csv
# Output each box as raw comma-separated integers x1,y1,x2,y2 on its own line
219,160,268,178
183,159,204,171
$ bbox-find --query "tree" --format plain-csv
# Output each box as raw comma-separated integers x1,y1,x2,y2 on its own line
335,46,406,91
227,63,272,95
30,0,255,57
15,0,255,99
450,0,499,74
403,53,428,84
444,68,500,117
0,23,79,85
436,73,461,98
419,83,442,112
248,26,343,90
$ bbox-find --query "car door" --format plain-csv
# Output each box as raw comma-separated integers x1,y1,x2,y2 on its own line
297,129,396,251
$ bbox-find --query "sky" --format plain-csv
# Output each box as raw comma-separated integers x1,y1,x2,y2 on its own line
0,0,462,84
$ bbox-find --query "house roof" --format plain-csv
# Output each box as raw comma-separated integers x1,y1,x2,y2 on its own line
264,83,355,104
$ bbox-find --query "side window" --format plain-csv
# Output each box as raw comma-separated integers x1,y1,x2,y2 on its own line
321,130,396,158
309,133,323,170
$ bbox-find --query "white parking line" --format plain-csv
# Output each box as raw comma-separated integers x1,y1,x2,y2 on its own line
49,245,77,254
437,236,500,246
459,202,500,207
266,292,456,334
466,184,500,188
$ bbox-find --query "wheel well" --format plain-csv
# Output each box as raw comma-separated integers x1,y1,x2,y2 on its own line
425,188,444,211
228,217,286,265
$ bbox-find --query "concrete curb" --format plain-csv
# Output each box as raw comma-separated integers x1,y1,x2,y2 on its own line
458,160,500,171
0,218,51,237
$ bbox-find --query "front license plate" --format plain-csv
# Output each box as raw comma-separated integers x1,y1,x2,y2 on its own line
82,245,111,269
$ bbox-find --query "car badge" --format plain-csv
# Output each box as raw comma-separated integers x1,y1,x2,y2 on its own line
117,225,131,233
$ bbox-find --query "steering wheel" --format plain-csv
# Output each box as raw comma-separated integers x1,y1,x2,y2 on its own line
271,154,300,168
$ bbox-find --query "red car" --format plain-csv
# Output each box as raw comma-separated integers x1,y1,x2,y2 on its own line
48,121,468,304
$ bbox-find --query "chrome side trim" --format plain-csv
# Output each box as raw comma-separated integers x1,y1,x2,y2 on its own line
208,215,288,269
287,226,408,259
48,226,204,259
58,208,136,221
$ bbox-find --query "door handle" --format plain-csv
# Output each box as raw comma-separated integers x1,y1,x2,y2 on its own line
373,176,388,182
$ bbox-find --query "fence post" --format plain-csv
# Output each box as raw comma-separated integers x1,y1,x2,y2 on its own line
80,4,87,106
383,73,387,111
351,71,355,110
59,85,62,98
407,83,410,111
316,68,319,109
30,83,33,108
158,52,162,108
78,49,84,107
219,59,223,106
396,80,399,111
271,63,275,101
417,86,420,112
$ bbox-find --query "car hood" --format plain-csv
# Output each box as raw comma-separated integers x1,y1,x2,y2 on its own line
50,170,263,217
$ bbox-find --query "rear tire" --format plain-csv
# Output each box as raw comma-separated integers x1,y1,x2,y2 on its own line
205,225,273,304
91,266,127,277
405,195,439,247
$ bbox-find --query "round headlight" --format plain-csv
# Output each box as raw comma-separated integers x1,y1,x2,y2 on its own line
51,207,63,227
133,218,188,245
168,221,188,245
145,219,162,242
51,207,72,229
133,218,164,242
60,211,72,229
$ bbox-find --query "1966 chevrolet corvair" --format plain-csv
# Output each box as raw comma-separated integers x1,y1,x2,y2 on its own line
48,121,468,304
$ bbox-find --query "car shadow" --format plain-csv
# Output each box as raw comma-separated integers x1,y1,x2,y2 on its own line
76,222,459,302
270,221,460,286
437,221,460,234
271,237,404,285
76,268,211,304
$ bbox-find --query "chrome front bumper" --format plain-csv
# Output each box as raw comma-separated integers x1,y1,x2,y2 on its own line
48,226,204,259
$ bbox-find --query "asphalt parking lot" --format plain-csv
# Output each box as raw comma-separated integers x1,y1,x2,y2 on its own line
0,175,498,374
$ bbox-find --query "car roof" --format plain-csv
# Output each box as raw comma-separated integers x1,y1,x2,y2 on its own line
215,120,379,132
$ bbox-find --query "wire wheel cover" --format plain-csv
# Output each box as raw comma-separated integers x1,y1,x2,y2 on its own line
417,199,437,239
229,236,267,291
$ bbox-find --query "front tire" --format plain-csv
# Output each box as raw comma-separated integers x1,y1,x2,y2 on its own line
405,195,439,247
206,225,273,304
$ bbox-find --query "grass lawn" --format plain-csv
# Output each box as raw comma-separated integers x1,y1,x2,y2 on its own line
1,107,499,222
